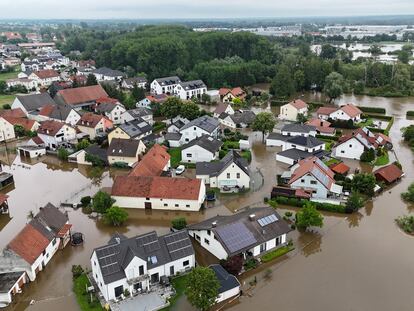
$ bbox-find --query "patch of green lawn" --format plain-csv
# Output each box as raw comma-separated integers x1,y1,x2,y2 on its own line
0,94,15,107
73,274,103,311
0,70,18,82
261,245,295,263
357,118,374,128
324,158,340,167
374,153,390,166
168,147,182,168
161,274,189,311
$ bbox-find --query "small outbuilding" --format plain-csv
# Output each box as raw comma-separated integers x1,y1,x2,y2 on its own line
374,164,404,184
209,264,241,303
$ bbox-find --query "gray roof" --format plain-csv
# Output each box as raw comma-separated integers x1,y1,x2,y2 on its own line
181,115,219,134
29,203,68,241
196,150,249,177
48,104,78,120
93,230,194,284
123,77,147,85
281,123,316,134
267,132,290,142
287,136,324,148
188,207,291,257
155,76,181,86
229,110,256,125
165,132,182,141
85,145,109,165
209,264,240,294
93,67,125,77
17,93,55,112
108,138,141,158
178,80,206,90
182,135,223,154
125,107,152,120
277,148,327,161
95,102,119,113
0,271,25,293
118,118,152,139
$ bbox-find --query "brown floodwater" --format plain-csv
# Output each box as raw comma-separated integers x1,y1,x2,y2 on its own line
1,93,414,311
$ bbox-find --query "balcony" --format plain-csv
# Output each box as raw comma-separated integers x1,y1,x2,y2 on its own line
126,274,149,285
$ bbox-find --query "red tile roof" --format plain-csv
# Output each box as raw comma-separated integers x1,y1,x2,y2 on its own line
129,144,170,177
112,175,202,200
289,157,335,189
31,136,44,145
219,87,246,98
316,106,337,116
37,120,65,136
306,118,331,128
95,97,119,104
340,104,362,118
77,112,104,128
288,99,307,110
32,69,59,79
2,116,37,131
329,162,350,175
374,164,403,184
57,85,108,106
38,104,55,117
1,108,26,119
8,224,50,265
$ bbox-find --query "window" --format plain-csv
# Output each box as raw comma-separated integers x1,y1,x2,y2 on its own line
175,204,179,207
164,203,168,207
207,230,211,236
52,238,56,246
301,179,305,183
237,173,240,179
310,180,317,185
341,150,345,154
260,243,267,253
139,265,144,276
146,197,150,200
186,153,192,158
94,261,96,266
204,238,210,245
186,204,190,208
227,173,230,179
349,144,352,147
183,260,189,267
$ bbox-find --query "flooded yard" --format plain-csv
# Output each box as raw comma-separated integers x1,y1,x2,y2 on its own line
1,93,414,311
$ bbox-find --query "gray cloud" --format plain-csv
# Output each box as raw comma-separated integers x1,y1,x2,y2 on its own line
0,0,413,19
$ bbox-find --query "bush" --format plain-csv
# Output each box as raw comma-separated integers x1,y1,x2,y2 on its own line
401,183,414,202
269,197,347,213
261,245,294,263
345,192,365,213
57,147,69,160
112,161,129,168
103,206,128,226
244,258,258,270
85,153,105,167
395,215,414,234
358,106,386,114
80,196,91,207
92,191,115,213
285,211,293,218
71,265,84,279
171,217,187,230
407,111,414,117
76,139,90,151
295,202,324,230
221,255,243,275
360,149,375,162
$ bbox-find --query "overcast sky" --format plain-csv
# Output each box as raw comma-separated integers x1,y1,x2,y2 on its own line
0,0,413,19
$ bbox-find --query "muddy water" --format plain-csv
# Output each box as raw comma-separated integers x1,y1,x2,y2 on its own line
2,94,414,311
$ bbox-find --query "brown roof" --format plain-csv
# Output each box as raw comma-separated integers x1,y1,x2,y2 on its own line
340,104,362,118
374,164,403,184
37,120,65,136
112,175,202,200
31,136,44,145
219,87,246,98
214,103,230,115
57,85,108,106
316,106,337,116
129,144,170,177
2,116,37,131
77,112,104,128
8,224,50,265
57,224,72,237
288,99,307,110
329,162,350,175
38,104,55,117
32,69,59,79
1,108,26,119
289,157,335,189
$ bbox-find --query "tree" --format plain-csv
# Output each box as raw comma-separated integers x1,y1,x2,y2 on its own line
180,102,200,120
320,44,337,59
294,70,305,92
296,113,308,123
0,81,7,94
171,217,187,230
369,44,382,56
185,266,220,311
104,206,128,226
401,183,414,202
403,125,414,143
398,50,410,64
360,149,375,162
92,191,115,213
160,97,182,121
76,139,90,150
201,93,211,104
14,125,26,137
57,147,69,160
86,74,98,86
131,83,145,101
350,173,376,197
252,112,276,142
345,192,365,213
323,72,344,103
295,202,323,230
270,64,295,98
221,255,243,276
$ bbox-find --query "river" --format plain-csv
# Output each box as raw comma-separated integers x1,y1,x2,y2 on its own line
1,93,414,311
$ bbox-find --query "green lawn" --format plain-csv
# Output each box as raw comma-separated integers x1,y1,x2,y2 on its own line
374,152,390,166
161,274,189,311
261,245,295,263
357,118,374,128
168,147,182,168
0,69,18,82
0,94,15,107
73,274,104,311
324,158,341,167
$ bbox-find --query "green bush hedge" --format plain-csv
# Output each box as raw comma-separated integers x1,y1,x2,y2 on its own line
407,111,414,117
269,197,347,213
261,245,294,263
316,134,339,141
358,106,386,114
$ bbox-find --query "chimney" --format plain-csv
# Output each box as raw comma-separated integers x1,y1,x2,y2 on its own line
115,237,121,244
249,214,256,221
212,221,217,227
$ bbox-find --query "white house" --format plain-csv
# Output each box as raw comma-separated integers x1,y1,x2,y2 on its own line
92,67,125,81
37,120,77,149
107,138,146,166
76,113,112,140
137,97,152,109
17,145,47,159
174,80,207,100
178,115,220,145
95,100,126,125
188,207,291,260
6,78,37,90
150,76,181,95
279,99,308,121
196,150,250,191
121,77,147,89
108,118,152,144
266,124,317,147
209,265,241,303
213,103,235,118
37,104,81,126
0,117,15,142
28,69,60,87
218,110,256,129
181,135,222,163
317,104,362,122
91,230,195,302
287,157,343,200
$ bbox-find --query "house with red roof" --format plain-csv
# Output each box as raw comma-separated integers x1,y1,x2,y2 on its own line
55,85,108,110
279,99,309,121
37,120,77,149
94,97,126,125
219,87,246,103
2,116,39,132
374,164,404,184
332,127,392,160
317,104,362,122
29,69,60,87
306,118,336,136
77,112,113,140
287,157,343,200
4,203,71,282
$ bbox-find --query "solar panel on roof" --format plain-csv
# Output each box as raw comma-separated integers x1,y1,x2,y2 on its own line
215,222,257,254
257,214,278,227
311,167,330,188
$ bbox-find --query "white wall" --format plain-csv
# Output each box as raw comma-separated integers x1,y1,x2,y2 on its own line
0,118,15,142
215,164,250,189
188,229,229,260
180,126,218,144
333,137,366,160
217,286,240,304
290,173,329,199
181,145,216,163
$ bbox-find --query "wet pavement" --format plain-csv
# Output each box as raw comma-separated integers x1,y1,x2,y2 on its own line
0,93,414,311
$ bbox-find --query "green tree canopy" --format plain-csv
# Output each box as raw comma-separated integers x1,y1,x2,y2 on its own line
323,72,344,102
131,83,146,101
104,206,128,226
296,202,324,230
185,266,220,311
160,97,182,120
252,112,276,142
92,191,115,213
86,73,98,86
350,173,376,197
401,183,414,203
345,192,365,213
180,102,200,120
270,64,295,98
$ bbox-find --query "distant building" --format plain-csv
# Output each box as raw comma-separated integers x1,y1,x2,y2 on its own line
37,120,77,149
107,138,146,166
55,85,108,110
92,67,126,81
174,80,207,100
108,118,152,144
121,77,147,89
317,104,362,122
279,99,308,122
150,76,181,95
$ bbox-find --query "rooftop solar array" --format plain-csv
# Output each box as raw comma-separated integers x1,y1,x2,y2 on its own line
311,167,330,188
164,231,193,260
216,222,257,254
257,214,278,227
315,158,329,171
96,244,121,277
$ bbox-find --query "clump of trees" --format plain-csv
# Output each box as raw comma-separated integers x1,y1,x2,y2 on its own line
185,266,220,311
171,217,187,230
295,202,324,230
345,192,365,213
91,191,129,226
160,97,204,121
395,215,414,234
401,182,414,202
252,112,276,142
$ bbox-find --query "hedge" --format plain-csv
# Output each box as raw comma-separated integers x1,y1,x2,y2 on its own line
261,245,294,263
358,106,386,114
407,111,414,117
270,100,288,107
269,197,347,213
316,134,339,141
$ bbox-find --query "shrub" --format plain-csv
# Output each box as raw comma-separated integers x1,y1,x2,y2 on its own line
395,215,414,234
57,147,69,160
171,217,187,230
401,183,414,202
295,202,324,230
76,139,90,151
71,265,84,279
244,258,258,270
85,153,105,167
112,161,129,168
103,206,128,226
358,106,386,114
261,245,294,263
221,255,243,275
407,111,414,117
80,196,91,207
345,192,365,213
3,104,11,110
92,191,115,213
360,149,375,162
285,211,293,218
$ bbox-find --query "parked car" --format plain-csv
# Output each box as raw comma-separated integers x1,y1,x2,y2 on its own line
176,165,185,175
